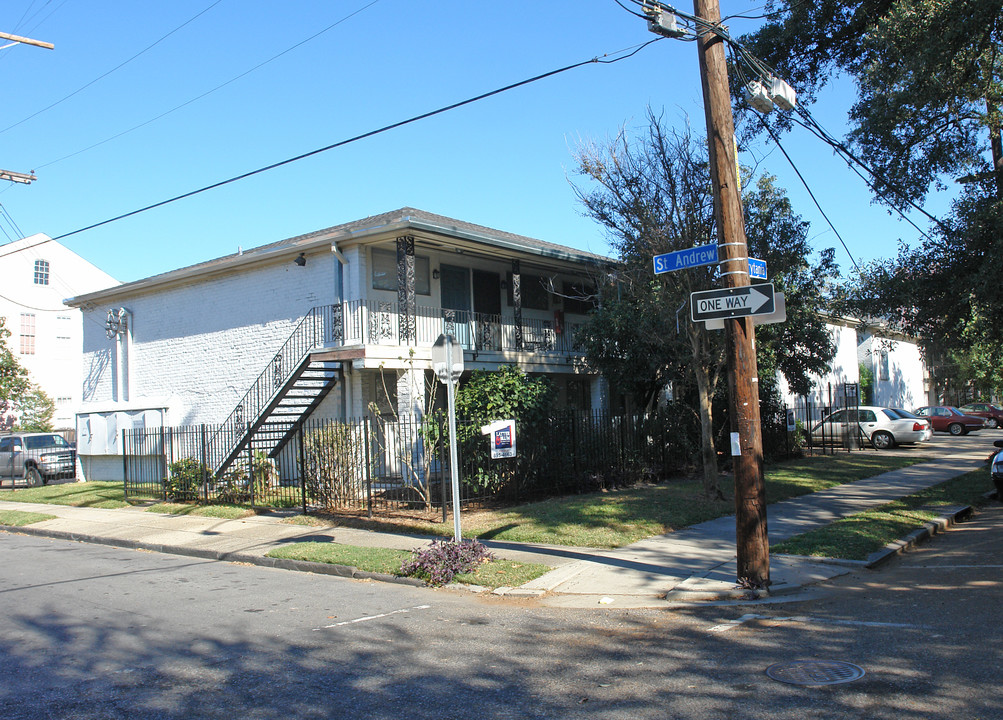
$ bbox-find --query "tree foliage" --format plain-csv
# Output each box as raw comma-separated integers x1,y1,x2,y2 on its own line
0,318,30,428
742,0,1003,207
12,385,56,433
572,110,837,496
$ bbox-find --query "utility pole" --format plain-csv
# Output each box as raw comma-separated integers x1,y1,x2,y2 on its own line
0,30,53,186
692,0,770,587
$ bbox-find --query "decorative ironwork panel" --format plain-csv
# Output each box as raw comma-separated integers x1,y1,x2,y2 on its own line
234,404,243,427
272,354,283,389
443,309,456,339
369,301,394,343
397,236,416,343
478,319,499,351
330,304,344,342
512,260,523,350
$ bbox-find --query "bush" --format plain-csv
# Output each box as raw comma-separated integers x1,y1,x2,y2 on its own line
302,422,369,510
164,458,209,502
399,539,494,586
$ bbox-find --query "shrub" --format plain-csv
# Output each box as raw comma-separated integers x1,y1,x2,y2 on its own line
399,539,494,586
302,422,368,510
164,458,210,502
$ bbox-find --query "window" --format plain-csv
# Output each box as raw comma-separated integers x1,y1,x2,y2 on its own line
507,272,550,310
371,248,430,295
19,314,35,355
33,259,49,285
563,280,596,315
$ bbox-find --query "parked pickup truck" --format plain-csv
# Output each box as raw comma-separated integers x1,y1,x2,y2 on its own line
0,432,76,487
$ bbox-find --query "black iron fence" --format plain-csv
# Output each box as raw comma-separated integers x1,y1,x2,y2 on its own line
122,398,864,515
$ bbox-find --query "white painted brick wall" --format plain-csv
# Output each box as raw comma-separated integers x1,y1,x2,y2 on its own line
80,252,337,424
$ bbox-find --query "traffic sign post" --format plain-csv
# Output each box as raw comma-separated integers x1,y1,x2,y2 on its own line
431,334,464,541
690,284,775,322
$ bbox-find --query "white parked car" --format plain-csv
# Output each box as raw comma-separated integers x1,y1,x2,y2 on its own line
810,406,933,450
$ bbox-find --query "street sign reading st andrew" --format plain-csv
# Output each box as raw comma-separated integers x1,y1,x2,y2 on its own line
690,284,775,321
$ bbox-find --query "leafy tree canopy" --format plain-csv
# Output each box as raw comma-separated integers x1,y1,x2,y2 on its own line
12,385,56,433
0,318,30,424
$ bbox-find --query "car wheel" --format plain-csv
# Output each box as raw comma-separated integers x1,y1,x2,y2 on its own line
948,423,965,436
988,418,999,429
871,431,894,450
24,466,42,487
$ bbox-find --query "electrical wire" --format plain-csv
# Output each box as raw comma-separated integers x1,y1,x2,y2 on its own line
34,0,384,171
0,0,227,135
51,47,651,242
756,116,861,273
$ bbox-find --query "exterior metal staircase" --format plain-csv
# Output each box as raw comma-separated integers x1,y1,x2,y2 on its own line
207,306,341,478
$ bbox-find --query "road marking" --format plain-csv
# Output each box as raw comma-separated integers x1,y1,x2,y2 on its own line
898,564,1003,569
708,613,926,633
315,604,431,630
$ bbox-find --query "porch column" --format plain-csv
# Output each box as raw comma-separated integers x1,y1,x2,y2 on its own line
512,260,523,350
397,235,416,344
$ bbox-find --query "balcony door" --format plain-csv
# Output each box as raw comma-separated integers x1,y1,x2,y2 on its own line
440,264,471,345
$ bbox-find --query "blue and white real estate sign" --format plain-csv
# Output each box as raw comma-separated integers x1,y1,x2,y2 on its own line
653,244,719,274
653,244,769,280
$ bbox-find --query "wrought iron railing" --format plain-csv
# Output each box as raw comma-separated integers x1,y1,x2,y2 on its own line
205,306,340,474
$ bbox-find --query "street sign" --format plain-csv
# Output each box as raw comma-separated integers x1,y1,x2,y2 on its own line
690,283,775,321
653,244,718,274
703,292,786,330
653,244,768,280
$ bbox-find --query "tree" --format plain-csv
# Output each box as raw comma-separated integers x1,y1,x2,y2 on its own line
0,318,30,429
742,0,1003,207
12,385,56,432
572,110,837,498
744,2,1003,392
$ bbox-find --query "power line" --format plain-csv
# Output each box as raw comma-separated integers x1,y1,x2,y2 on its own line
52,48,650,242
35,0,384,170
0,0,227,136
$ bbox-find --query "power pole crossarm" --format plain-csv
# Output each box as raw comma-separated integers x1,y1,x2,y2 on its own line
0,31,54,50
0,169,36,184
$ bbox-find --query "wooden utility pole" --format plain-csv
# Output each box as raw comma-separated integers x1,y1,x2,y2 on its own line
0,30,52,186
692,0,770,587
0,31,54,50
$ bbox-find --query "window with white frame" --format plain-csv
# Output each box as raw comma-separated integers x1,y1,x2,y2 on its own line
20,313,35,354
33,259,49,285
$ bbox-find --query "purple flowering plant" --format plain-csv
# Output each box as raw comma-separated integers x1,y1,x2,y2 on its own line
400,539,495,586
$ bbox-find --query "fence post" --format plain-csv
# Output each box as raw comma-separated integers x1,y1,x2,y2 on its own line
365,415,374,519
298,422,307,515
200,424,208,503
247,425,254,507
122,429,129,500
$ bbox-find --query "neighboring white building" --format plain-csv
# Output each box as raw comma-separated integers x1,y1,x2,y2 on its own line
0,234,119,432
66,208,610,481
856,326,928,410
779,315,930,413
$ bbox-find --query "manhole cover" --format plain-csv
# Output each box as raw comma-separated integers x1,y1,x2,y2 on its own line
765,660,865,686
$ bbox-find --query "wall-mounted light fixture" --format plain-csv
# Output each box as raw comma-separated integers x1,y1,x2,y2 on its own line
294,253,306,267
432,268,440,280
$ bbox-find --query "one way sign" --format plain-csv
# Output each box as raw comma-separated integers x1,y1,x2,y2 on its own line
690,284,775,321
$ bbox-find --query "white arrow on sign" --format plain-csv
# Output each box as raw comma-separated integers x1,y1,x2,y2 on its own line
690,283,775,321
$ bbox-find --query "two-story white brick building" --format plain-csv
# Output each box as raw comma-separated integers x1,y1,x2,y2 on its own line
0,235,118,432
67,208,610,481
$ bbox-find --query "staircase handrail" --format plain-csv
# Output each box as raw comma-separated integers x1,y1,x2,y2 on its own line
205,305,330,473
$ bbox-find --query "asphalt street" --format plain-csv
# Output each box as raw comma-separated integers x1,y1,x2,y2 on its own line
3,497,1002,719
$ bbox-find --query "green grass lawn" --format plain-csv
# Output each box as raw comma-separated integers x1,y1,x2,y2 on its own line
303,452,927,548
772,467,992,560
0,509,57,526
0,481,129,509
265,541,550,589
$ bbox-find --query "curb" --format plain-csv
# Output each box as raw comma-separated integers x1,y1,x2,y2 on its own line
0,523,427,589
863,505,973,568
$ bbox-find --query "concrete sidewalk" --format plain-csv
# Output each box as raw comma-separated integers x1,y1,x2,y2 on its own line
0,438,993,608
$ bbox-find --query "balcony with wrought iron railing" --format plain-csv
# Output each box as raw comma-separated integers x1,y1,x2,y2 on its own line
329,299,587,355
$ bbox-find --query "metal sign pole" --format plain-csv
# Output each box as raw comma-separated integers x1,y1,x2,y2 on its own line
445,336,462,541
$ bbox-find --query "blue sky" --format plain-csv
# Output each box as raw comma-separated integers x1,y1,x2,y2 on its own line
0,1,948,286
